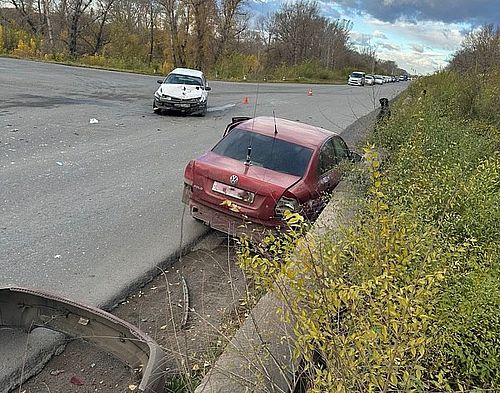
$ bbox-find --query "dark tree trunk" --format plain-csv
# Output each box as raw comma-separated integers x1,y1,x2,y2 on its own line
148,0,153,65
93,0,114,54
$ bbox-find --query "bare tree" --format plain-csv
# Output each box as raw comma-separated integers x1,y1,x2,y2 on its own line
42,0,54,47
270,1,351,68
213,0,247,65
325,18,351,69
450,24,500,74
189,0,214,69
8,0,40,34
161,0,189,67
91,0,115,54
67,0,93,57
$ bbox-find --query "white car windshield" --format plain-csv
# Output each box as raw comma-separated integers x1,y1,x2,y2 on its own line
164,74,203,86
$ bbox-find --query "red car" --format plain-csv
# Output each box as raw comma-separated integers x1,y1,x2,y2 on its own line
182,116,358,236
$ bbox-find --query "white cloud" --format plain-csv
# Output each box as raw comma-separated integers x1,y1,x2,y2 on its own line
381,42,401,51
410,43,425,53
377,46,449,74
353,17,467,73
373,30,388,39
350,32,374,47
332,0,500,26
367,18,464,51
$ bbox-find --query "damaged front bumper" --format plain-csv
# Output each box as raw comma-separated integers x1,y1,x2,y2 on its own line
0,286,166,393
154,97,206,113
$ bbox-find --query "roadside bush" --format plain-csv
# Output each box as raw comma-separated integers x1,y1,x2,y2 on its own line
475,66,500,126
267,60,345,82
80,54,107,67
213,53,262,80
430,264,500,389
240,150,451,392
0,25,4,53
12,36,39,58
240,68,499,391
372,70,500,389
43,52,67,62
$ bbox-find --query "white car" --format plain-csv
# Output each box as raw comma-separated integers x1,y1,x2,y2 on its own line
347,71,365,86
374,75,384,85
153,68,211,116
365,75,375,85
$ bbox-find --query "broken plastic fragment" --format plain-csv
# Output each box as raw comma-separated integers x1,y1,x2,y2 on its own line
70,375,84,385
89,118,99,124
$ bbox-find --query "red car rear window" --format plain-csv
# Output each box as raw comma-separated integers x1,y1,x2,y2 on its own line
212,127,313,177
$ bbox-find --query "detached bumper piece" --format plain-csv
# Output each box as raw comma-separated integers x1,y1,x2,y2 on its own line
0,286,166,393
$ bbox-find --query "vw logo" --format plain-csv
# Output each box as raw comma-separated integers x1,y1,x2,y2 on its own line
229,175,239,185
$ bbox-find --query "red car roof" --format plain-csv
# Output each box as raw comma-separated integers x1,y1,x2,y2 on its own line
236,117,335,150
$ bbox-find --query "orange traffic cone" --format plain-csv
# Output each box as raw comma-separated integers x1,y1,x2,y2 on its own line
307,88,313,96
242,96,249,104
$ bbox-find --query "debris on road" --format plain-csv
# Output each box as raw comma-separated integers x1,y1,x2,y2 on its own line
70,375,84,385
181,275,190,329
89,118,99,124
0,286,167,393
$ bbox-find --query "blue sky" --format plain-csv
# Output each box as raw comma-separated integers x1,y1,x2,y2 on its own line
246,0,500,74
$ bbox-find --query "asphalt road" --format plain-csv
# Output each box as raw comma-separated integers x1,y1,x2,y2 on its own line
0,57,408,306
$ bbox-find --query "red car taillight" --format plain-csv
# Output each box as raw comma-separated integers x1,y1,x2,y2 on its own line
184,160,195,185
274,195,300,217
182,160,195,205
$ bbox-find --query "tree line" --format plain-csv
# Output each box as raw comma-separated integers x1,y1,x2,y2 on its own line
448,24,499,75
0,0,406,79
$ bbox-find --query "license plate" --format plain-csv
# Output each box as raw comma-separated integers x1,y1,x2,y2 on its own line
212,181,254,203
177,103,191,108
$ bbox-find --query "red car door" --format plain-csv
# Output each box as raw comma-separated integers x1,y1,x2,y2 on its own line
302,138,342,218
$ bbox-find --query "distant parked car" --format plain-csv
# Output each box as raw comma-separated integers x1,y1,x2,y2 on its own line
365,75,375,85
153,68,211,116
374,75,384,85
348,71,365,86
182,116,360,236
